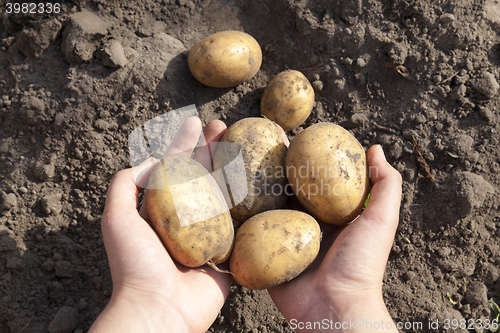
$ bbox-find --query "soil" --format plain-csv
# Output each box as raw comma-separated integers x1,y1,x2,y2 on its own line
1,0,500,332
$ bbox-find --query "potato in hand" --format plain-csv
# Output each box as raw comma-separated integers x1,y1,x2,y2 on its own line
229,210,321,290
146,156,234,267
286,123,371,226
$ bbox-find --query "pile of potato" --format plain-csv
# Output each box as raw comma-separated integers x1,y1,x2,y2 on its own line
145,31,371,290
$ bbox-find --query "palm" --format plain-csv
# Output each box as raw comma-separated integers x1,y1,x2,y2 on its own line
103,199,231,331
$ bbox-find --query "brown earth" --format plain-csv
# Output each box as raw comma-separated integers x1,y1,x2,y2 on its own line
1,0,500,332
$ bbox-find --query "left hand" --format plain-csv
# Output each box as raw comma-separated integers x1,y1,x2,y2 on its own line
90,118,232,333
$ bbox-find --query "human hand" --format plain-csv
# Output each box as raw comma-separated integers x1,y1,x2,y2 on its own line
90,117,231,333
269,144,402,332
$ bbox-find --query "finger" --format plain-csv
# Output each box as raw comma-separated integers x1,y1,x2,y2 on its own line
165,116,203,157
340,145,402,249
103,169,141,223
140,119,226,221
193,120,227,171
138,117,203,219
131,157,159,221
138,189,150,221
132,157,159,190
320,145,402,280
102,168,155,255
104,155,159,225
140,119,227,220
357,144,403,238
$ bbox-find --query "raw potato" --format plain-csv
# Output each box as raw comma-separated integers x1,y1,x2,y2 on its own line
146,156,234,267
213,117,288,225
230,210,321,290
188,30,262,88
260,70,315,131
286,123,371,225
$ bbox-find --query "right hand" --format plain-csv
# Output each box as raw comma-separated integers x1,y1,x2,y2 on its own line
269,145,402,332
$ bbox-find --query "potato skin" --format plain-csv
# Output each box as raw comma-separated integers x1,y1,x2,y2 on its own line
146,156,234,267
260,70,314,131
188,31,262,88
213,117,288,224
230,210,321,290
286,123,371,225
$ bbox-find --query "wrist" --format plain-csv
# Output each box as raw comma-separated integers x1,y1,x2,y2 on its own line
289,289,398,333
89,289,191,333
329,294,397,332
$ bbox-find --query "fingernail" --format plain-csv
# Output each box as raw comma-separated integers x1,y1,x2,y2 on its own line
377,144,387,161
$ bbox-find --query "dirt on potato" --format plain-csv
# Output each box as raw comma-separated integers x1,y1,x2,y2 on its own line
0,0,499,332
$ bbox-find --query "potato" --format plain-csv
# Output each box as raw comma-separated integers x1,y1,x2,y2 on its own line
213,117,288,225
146,156,234,267
188,30,262,88
229,210,321,290
260,70,315,131
286,123,371,225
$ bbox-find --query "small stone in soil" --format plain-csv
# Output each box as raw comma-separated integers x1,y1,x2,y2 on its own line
48,306,78,333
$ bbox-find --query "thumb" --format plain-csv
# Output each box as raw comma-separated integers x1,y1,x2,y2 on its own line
341,144,402,254
359,144,403,237
320,145,402,284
